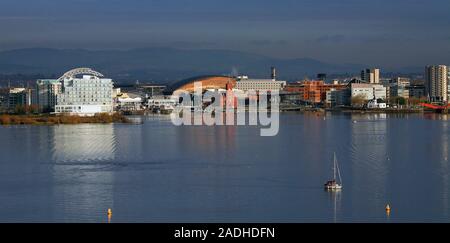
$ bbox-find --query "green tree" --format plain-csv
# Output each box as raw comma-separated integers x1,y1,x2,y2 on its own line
389,96,406,106
351,94,366,107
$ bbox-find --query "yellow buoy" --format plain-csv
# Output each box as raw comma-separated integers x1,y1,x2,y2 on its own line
107,208,113,223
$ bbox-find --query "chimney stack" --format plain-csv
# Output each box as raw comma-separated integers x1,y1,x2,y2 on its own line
271,67,276,80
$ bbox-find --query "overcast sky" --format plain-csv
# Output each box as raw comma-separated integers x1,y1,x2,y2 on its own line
1,0,449,67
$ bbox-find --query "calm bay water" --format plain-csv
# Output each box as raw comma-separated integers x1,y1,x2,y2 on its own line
0,113,450,222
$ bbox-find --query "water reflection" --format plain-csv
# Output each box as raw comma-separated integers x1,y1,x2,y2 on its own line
327,191,342,223
424,113,449,121
350,113,389,218
440,120,449,215
51,124,116,162
50,124,116,222
2,113,450,222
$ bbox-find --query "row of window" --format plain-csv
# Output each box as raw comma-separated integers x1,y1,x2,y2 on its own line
55,104,111,111
65,89,112,93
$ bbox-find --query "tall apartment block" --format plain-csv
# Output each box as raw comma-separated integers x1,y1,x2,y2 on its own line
425,65,448,102
361,68,380,84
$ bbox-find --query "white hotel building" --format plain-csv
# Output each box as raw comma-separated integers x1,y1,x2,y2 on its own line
55,68,114,116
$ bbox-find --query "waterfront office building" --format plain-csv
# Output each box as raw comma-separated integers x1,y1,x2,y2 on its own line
425,65,447,102
234,77,286,92
350,83,387,101
325,88,351,107
7,88,32,110
407,84,426,99
36,79,61,112
361,68,380,84
285,80,346,104
390,77,410,100
55,68,114,116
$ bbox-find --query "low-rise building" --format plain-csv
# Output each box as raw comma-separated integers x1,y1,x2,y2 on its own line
148,96,177,107
389,77,410,100
351,83,387,100
115,92,143,111
367,99,387,109
331,88,351,107
140,85,166,97
0,88,8,112
407,84,426,99
235,77,286,92
7,88,33,109
148,96,177,113
326,88,339,107
284,80,346,104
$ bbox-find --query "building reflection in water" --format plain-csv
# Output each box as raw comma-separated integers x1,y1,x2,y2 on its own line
350,113,388,213
421,113,449,215
172,112,240,218
424,113,449,121
439,119,449,215
51,124,116,162
177,112,237,161
50,124,116,222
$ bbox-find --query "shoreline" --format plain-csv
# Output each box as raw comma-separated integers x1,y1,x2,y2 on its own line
0,108,443,126
0,113,131,125
280,107,427,114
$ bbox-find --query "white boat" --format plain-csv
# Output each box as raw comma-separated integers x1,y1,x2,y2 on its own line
160,104,175,114
324,153,343,190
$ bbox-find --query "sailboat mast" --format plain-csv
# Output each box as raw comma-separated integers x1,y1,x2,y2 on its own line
336,153,342,185
333,153,336,181
338,163,342,183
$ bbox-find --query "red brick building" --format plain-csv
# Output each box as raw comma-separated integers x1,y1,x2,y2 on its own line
284,80,346,103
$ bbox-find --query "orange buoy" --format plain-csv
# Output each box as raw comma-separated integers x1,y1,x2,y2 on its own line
107,208,113,223
385,204,391,213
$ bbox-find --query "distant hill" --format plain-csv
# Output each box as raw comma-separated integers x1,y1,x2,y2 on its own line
0,47,371,84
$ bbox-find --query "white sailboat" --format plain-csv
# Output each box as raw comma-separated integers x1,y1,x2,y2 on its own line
324,152,342,190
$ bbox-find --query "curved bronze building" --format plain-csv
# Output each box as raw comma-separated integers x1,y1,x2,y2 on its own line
166,75,236,94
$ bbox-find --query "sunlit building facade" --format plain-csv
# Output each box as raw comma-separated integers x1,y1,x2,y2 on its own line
361,68,380,84
425,65,447,102
36,79,61,112
351,83,387,101
235,78,286,92
284,80,346,104
55,68,113,116
390,77,410,100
